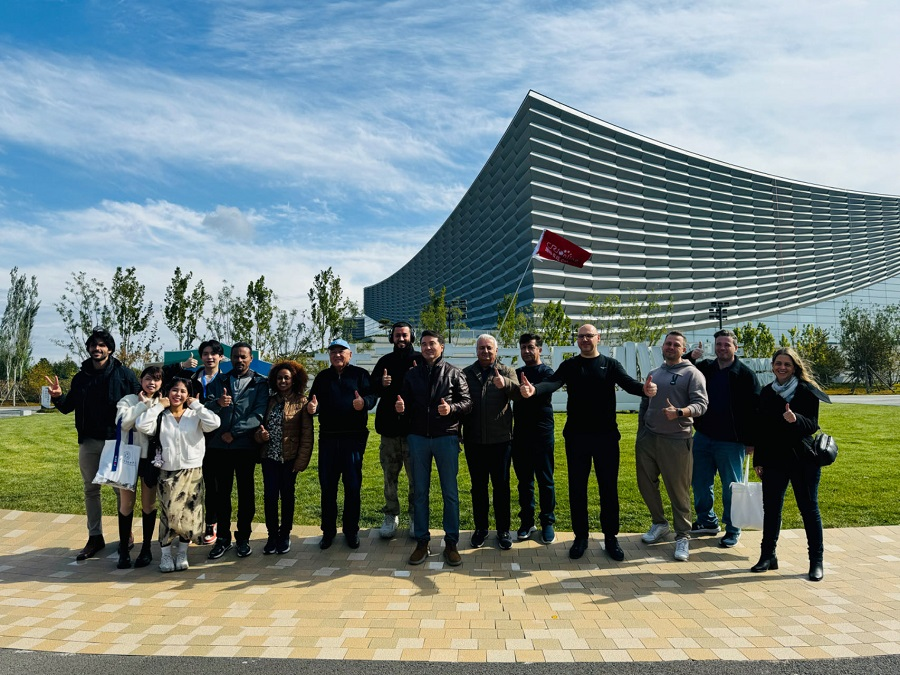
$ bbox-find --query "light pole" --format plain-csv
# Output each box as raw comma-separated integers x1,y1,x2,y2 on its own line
708,302,730,330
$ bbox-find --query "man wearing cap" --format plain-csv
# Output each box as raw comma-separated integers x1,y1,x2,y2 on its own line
45,328,140,560
308,339,376,550
370,322,421,539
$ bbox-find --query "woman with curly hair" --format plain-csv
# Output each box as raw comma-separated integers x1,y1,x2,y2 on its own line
255,360,314,554
751,347,830,581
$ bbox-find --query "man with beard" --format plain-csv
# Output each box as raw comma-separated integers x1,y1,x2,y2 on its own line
371,322,421,539
46,328,140,560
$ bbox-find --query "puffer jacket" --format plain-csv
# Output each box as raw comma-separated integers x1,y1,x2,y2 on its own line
399,357,472,438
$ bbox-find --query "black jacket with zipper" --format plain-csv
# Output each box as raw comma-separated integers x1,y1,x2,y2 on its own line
399,357,472,438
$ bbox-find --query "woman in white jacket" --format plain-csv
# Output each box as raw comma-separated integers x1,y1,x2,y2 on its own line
115,365,164,569
137,377,220,572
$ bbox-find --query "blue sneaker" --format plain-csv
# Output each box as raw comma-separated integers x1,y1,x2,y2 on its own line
719,532,741,548
540,524,555,544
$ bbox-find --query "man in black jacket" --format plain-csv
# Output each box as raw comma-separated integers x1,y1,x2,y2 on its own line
308,339,376,550
688,330,761,548
521,324,655,561
396,330,472,566
370,322,421,539
461,334,519,551
45,328,140,560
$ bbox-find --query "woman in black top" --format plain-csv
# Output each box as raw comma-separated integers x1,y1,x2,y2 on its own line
751,347,828,581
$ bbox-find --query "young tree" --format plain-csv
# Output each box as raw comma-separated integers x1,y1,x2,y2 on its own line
268,308,314,361
206,281,239,346
232,276,277,353
109,266,158,368
496,293,534,347
308,267,358,350
586,293,673,345
164,267,209,350
796,324,845,386
734,322,777,358
538,300,573,345
53,271,114,358
840,303,900,391
419,287,448,335
0,267,41,404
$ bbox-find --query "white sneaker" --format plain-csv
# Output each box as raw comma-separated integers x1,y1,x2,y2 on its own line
641,523,670,544
174,540,190,571
380,514,399,539
159,545,175,573
674,538,690,562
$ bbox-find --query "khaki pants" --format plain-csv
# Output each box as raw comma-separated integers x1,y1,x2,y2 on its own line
635,427,693,539
78,438,106,537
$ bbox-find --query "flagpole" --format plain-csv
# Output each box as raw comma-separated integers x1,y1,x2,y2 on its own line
498,255,535,337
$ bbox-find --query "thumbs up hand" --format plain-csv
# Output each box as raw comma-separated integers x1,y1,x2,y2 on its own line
519,373,535,398
257,424,270,442
643,374,657,398
381,369,392,387
307,394,318,415
690,341,703,360
352,389,365,411
437,397,451,416
783,403,797,423
492,365,505,390
218,386,232,408
663,397,679,420
395,395,405,414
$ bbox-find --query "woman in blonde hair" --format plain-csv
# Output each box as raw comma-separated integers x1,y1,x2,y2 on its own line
751,347,830,581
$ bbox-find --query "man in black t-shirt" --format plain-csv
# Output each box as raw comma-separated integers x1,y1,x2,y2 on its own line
521,324,656,561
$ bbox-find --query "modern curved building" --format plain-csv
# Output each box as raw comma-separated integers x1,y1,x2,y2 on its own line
364,91,900,340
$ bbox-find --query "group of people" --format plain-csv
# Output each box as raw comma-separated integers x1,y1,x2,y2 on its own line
49,322,829,582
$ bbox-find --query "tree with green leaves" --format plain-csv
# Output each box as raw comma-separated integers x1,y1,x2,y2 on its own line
419,287,448,335
232,275,276,353
795,324,845,386
733,322,776,358
164,267,209,350
839,303,900,391
0,267,41,404
537,300,572,345
308,267,358,350
496,293,535,347
206,281,238,345
587,293,673,345
53,271,114,358
109,266,158,368
269,308,313,361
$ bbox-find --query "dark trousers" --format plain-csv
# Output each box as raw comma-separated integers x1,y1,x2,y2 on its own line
261,458,299,539
202,452,218,525
464,441,512,533
211,448,257,543
565,431,621,539
318,435,366,537
761,460,823,562
512,428,556,527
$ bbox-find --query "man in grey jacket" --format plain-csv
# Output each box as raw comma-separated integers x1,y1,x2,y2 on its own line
636,331,709,562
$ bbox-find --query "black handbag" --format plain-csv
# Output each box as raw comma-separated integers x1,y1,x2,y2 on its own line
802,433,838,466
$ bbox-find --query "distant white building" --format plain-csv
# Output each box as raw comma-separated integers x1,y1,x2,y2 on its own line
364,91,900,341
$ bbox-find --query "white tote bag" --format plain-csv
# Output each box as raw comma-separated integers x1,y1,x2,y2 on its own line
730,455,764,530
93,422,141,492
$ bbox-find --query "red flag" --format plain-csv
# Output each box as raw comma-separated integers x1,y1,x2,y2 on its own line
532,230,590,268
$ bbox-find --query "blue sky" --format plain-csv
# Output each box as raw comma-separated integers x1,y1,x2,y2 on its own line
1,0,898,360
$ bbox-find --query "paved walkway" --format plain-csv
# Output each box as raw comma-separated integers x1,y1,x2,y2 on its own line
1,509,899,663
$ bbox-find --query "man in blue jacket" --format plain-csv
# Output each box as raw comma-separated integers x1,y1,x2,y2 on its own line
205,342,269,560
46,328,139,560
308,339,376,550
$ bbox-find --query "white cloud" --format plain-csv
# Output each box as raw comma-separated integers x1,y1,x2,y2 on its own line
202,206,255,239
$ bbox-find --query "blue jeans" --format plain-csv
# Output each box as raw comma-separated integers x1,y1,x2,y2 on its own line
317,435,366,537
408,434,460,544
691,431,745,535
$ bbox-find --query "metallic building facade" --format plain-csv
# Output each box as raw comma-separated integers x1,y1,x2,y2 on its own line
364,91,900,334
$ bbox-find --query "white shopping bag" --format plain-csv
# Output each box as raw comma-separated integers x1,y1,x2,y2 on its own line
730,455,764,530
93,422,140,492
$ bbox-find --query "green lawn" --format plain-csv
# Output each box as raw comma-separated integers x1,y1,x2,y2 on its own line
1,403,898,532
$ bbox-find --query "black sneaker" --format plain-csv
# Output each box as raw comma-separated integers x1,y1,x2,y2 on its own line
263,538,277,555
517,525,537,541
569,537,588,560
208,539,233,560
498,531,513,550
604,536,625,561
235,540,252,558
276,537,291,554
690,521,721,536
470,529,488,548
540,524,556,544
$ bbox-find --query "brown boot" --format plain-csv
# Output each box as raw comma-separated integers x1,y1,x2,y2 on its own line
443,540,462,567
408,541,430,565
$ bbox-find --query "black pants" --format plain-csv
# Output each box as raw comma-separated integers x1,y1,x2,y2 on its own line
761,459,823,562
512,427,556,527
202,452,218,525
262,458,299,539
564,431,621,539
464,441,512,533
211,448,257,543
318,435,366,537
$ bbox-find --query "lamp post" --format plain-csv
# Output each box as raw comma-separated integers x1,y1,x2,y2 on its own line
708,302,730,330
447,298,467,344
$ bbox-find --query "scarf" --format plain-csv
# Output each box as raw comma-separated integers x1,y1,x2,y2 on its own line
771,376,798,402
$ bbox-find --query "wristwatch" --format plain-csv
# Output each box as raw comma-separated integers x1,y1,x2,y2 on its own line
676,408,684,417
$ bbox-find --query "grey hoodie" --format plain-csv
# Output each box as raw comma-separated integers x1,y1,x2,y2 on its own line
639,360,708,438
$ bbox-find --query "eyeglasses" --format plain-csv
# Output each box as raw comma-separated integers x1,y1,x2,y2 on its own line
576,334,597,340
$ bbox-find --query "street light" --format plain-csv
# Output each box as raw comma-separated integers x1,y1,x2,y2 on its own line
708,302,730,330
